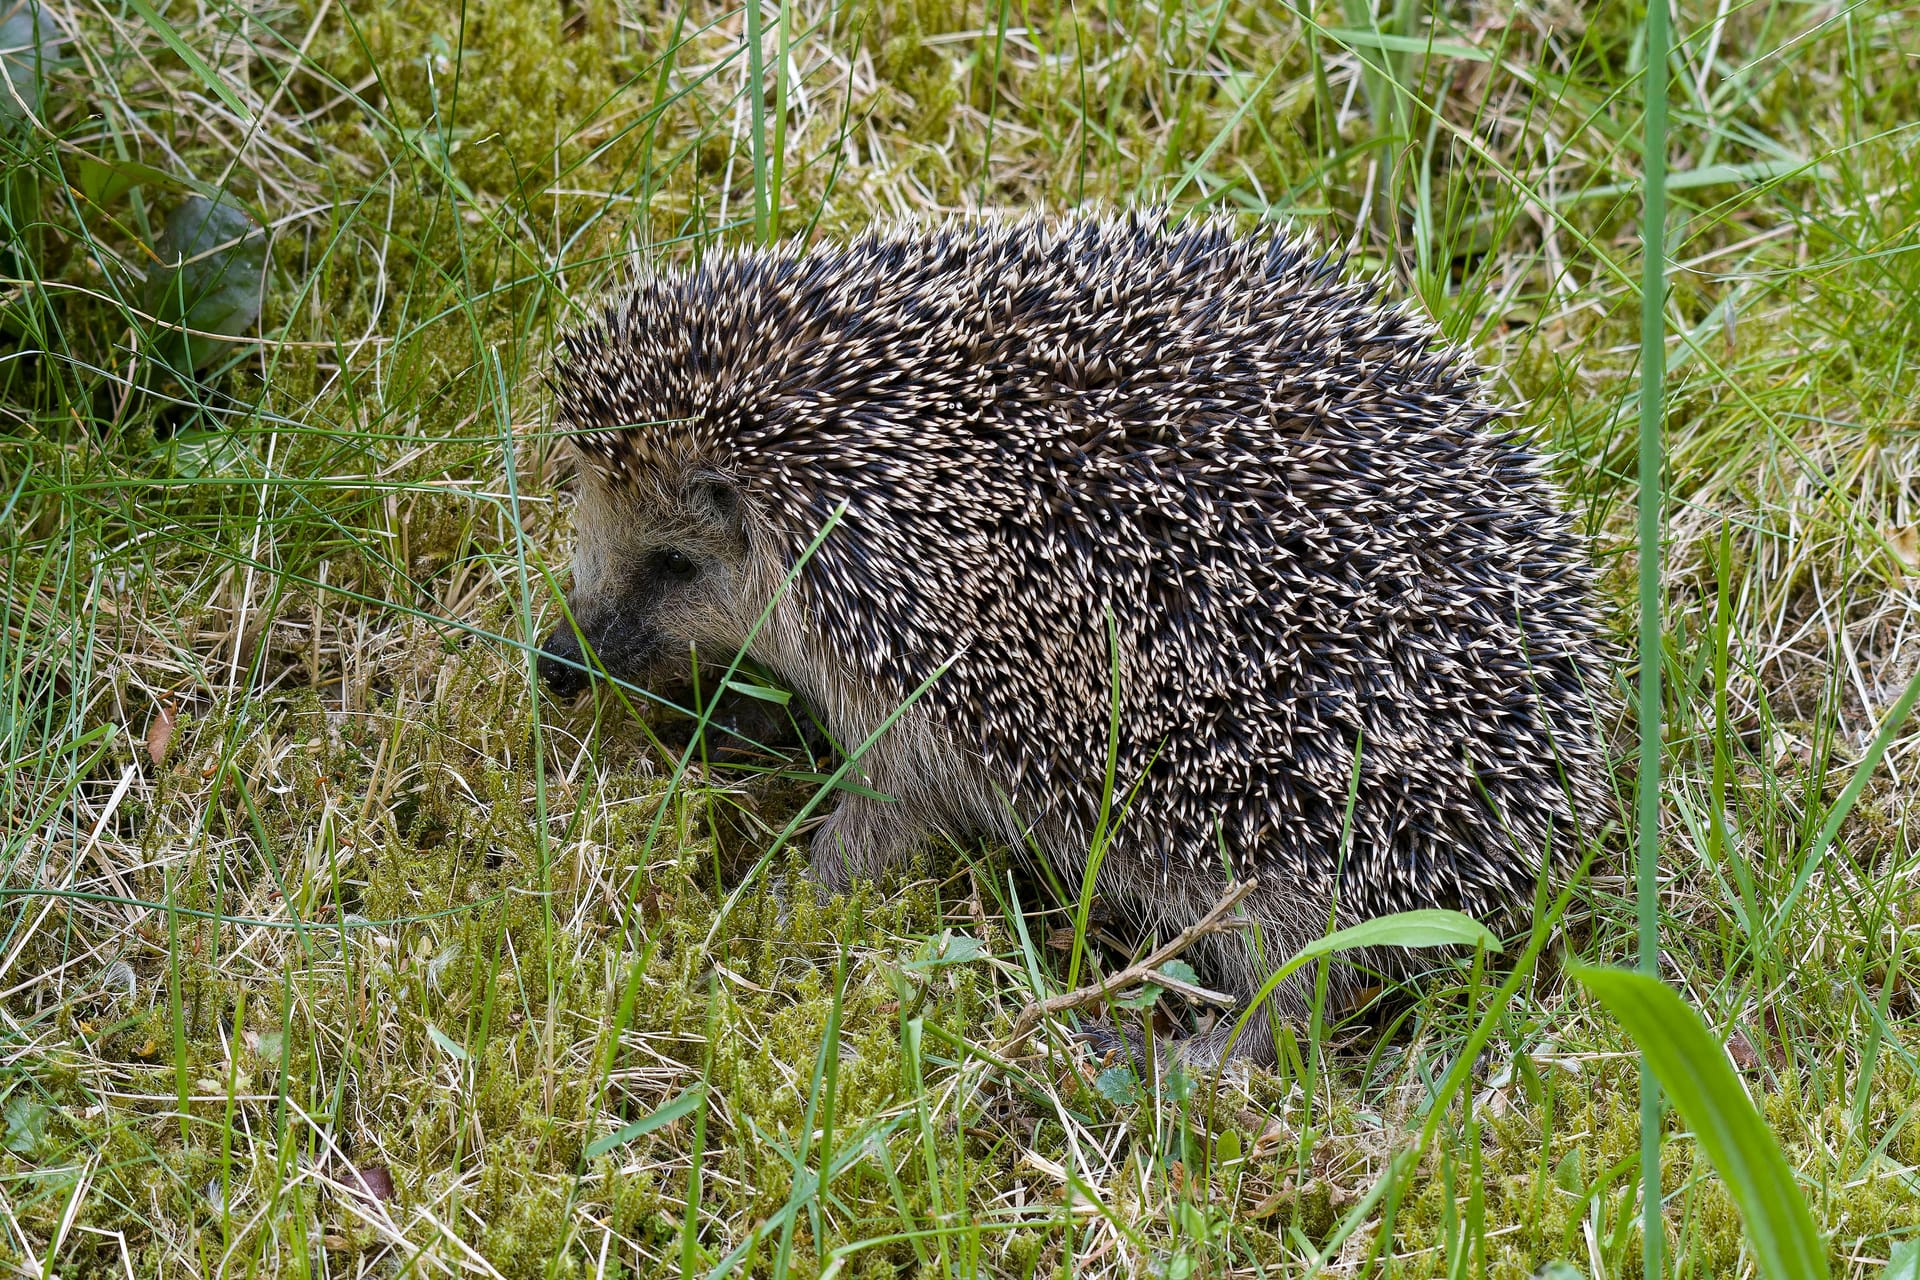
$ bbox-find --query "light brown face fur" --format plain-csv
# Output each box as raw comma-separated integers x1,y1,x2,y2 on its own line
537,467,768,700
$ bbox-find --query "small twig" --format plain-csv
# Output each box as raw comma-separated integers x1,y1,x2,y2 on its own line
1144,970,1237,1008
1009,878,1260,1041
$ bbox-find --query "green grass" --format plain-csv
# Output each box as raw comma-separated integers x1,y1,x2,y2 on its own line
4,0,1920,1274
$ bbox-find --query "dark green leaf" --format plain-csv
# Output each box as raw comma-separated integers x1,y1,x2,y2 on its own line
141,195,266,373
0,1,64,125
1573,966,1828,1280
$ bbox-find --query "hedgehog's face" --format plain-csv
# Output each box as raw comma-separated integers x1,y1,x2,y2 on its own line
536,466,761,701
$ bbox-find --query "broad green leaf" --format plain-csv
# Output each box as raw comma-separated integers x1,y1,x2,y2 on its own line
1093,1066,1139,1106
424,1022,469,1061
1214,1128,1242,1166
783,771,895,803
900,931,985,972
1111,958,1204,1010
1321,27,1492,61
1,0,64,124
1554,1148,1585,1193
73,154,209,205
141,195,266,374
1223,909,1500,1059
722,678,790,705
585,1085,705,1160
1573,966,1828,1280
1296,908,1503,958
1881,1239,1918,1280
1109,983,1163,1010
4,1096,48,1155
877,932,985,1010
1535,159,1826,211
1157,959,1200,988
153,426,255,476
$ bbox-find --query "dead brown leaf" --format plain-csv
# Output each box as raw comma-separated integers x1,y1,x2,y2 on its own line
146,699,177,767
1727,1029,1762,1071
1250,1117,1289,1160
1762,1005,1790,1071
349,1164,395,1205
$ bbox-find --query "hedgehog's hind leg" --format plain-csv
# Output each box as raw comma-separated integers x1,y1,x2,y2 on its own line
807,793,929,892
1170,926,1287,1069
1071,1007,1276,1077
1171,911,1382,1070
1100,888,1345,1071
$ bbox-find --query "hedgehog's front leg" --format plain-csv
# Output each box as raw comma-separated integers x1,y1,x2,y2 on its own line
808,793,926,892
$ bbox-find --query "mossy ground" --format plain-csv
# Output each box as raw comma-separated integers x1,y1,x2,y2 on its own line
3,0,1919,1274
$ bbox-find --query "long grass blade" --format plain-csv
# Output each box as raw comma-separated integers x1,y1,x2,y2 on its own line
1222,909,1499,1062
1634,1,1673,1274
1574,967,1829,1280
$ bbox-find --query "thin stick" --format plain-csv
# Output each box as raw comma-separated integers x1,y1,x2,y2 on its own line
1144,971,1237,1008
1009,878,1259,1041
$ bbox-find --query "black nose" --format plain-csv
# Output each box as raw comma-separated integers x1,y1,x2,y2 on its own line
537,627,588,698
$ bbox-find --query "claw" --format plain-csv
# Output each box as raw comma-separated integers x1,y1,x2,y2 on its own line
1074,1018,1154,1074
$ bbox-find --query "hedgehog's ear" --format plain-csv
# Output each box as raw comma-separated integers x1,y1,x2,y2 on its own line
686,472,743,537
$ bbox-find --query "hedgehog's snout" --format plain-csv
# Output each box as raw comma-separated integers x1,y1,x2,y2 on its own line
536,607,676,699
537,625,589,698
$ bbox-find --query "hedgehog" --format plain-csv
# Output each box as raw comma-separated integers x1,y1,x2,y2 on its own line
538,211,1611,1066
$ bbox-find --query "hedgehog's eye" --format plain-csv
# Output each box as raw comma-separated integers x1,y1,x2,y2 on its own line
661,548,696,581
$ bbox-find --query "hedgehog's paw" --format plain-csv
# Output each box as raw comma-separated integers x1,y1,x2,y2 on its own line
807,812,862,893
1075,1016,1269,1084
807,799,916,893
1073,1019,1161,1077
1169,1013,1276,1070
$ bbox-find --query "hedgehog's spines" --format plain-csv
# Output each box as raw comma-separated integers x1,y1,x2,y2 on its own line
554,210,1609,933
